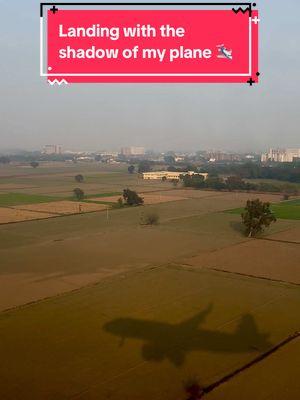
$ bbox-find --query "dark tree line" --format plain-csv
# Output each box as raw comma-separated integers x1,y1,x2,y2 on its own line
182,174,298,194
203,162,300,183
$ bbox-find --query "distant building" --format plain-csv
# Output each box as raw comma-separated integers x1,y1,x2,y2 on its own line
261,148,300,163
142,171,208,181
207,152,241,162
121,147,145,156
42,145,62,155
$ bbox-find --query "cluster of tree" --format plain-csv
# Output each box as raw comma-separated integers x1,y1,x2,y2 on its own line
182,174,231,191
1,152,75,163
128,165,135,174
73,188,84,200
138,161,153,173
167,164,198,173
0,156,10,164
122,189,144,206
30,161,39,169
204,162,300,183
182,174,299,194
241,199,276,237
75,174,84,183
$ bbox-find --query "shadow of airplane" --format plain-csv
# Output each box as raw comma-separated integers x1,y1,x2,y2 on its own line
103,304,272,367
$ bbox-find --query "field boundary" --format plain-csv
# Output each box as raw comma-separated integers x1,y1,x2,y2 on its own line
0,264,163,314
200,331,300,398
199,266,300,287
0,207,109,226
257,237,300,245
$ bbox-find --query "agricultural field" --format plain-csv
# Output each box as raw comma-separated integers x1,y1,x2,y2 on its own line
0,266,300,400
0,192,59,207
13,200,108,215
91,192,188,205
226,198,300,220
0,162,299,399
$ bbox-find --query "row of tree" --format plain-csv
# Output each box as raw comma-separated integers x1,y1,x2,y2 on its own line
182,174,298,195
203,162,300,183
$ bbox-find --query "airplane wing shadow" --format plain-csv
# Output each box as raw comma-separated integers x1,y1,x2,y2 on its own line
103,304,272,367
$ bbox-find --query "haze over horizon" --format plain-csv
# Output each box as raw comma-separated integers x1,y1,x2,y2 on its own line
0,0,299,153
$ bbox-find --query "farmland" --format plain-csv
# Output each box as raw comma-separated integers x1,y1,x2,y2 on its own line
226,198,300,220
0,162,299,399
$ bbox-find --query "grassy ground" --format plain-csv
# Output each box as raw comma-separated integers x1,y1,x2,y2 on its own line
0,192,59,207
226,199,300,220
0,266,299,400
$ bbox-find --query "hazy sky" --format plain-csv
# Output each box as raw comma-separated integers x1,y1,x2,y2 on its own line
0,0,299,153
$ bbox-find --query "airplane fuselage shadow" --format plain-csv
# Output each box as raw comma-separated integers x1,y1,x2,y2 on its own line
103,305,272,367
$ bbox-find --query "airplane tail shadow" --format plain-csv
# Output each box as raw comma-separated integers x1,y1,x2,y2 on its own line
103,304,272,367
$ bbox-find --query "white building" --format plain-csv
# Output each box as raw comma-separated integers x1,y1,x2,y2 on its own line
42,145,62,155
142,171,208,181
121,147,145,156
261,148,300,163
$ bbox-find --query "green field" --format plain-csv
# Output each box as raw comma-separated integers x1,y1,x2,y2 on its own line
0,192,59,207
226,199,300,220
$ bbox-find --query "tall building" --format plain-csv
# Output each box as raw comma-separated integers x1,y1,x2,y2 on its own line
42,145,63,155
121,147,145,156
261,148,300,163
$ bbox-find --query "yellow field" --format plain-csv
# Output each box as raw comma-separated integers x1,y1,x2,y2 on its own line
13,200,108,215
0,207,53,224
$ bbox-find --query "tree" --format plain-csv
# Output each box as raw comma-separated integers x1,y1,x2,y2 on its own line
182,174,205,189
75,174,84,183
73,188,85,201
205,176,226,191
128,165,135,174
164,155,176,165
123,189,144,206
162,176,167,182
0,156,10,164
30,161,39,168
226,176,246,191
241,199,276,237
141,212,159,225
138,161,152,174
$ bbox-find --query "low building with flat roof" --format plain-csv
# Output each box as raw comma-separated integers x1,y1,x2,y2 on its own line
142,171,208,181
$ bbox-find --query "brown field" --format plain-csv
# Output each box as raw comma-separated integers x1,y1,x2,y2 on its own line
0,207,54,224
0,189,294,311
92,190,283,205
162,189,283,202
0,163,300,399
13,200,108,215
185,238,300,284
91,193,188,204
266,225,300,243
206,338,300,400
1,266,300,400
